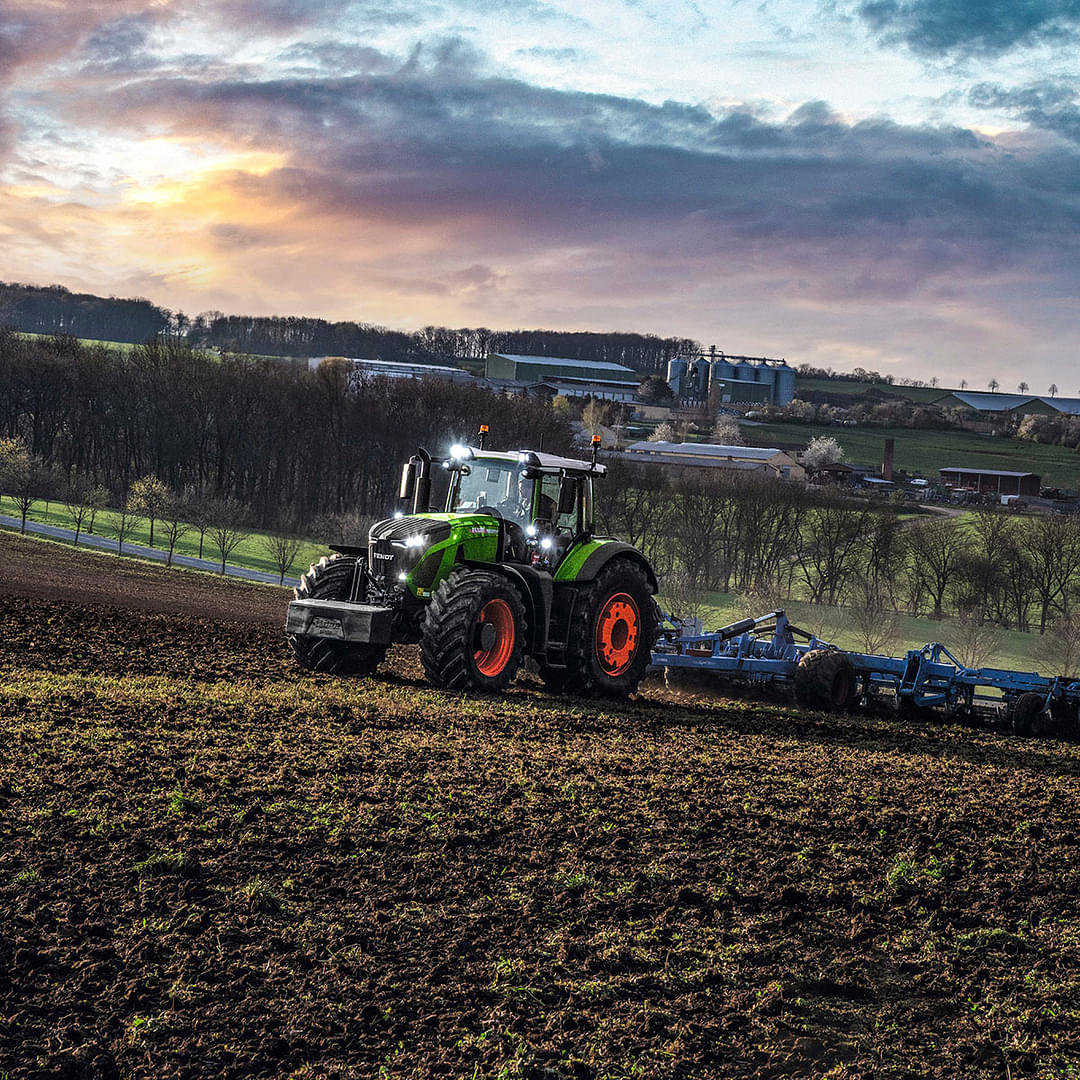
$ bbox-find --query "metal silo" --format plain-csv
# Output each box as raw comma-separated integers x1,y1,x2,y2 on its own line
773,362,796,405
755,363,777,397
735,360,757,385
667,356,687,399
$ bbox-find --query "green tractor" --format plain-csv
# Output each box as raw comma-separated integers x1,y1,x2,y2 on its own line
286,428,658,697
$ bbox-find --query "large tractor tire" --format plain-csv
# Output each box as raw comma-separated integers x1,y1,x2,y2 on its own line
1011,692,1048,738
554,560,657,699
288,555,387,676
421,568,526,692
794,648,857,712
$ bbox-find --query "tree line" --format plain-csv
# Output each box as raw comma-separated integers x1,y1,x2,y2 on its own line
0,283,169,344
598,460,1080,638
0,332,576,533
1,281,697,375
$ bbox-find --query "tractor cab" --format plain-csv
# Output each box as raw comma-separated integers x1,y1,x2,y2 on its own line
443,444,603,572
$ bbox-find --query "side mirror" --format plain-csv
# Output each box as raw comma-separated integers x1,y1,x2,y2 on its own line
399,459,416,500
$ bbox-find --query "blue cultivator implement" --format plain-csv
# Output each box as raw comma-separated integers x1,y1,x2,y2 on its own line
652,609,1080,737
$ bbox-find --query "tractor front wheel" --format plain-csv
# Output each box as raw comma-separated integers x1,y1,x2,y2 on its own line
288,555,388,676
556,561,656,699
420,568,525,691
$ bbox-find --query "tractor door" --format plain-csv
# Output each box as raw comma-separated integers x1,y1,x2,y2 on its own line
539,474,583,567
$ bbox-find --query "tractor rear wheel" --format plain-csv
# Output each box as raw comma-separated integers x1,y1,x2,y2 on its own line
794,649,857,712
288,555,388,675
421,568,525,691
555,560,656,699
1011,692,1047,737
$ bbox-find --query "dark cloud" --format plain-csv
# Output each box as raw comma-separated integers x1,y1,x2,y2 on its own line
205,0,427,33
855,0,1080,58
80,13,160,73
78,57,1080,307
970,80,1080,144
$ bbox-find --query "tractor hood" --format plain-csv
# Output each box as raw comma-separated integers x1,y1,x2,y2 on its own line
368,512,499,545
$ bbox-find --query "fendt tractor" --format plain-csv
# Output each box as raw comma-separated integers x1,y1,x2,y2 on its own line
285,428,659,697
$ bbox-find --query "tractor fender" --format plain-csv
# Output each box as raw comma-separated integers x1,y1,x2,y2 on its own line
460,560,553,655
573,542,658,594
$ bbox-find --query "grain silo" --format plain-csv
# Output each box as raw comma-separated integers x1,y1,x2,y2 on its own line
773,362,796,405
667,356,687,398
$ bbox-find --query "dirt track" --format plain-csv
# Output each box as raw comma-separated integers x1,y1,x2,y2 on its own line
3,530,1080,1080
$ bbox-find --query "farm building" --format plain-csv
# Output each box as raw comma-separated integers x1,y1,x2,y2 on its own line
525,377,638,403
938,466,1041,497
625,441,805,481
308,356,475,384
486,353,639,389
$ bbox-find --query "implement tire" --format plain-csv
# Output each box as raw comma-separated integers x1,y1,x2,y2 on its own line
794,649,857,712
288,555,387,676
1011,692,1047,738
556,560,656,699
421,568,525,692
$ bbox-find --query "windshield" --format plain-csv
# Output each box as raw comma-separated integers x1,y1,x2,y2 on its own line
452,458,533,526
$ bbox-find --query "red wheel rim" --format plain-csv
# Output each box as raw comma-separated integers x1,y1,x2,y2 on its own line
474,598,515,676
594,592,639,676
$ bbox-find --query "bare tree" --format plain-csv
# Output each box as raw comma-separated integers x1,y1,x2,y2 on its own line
1034,613,1080,678
208,496,247,574
260,531,304,585
1048,383,1059,398
988,378,999,392
794,497,874,606
1018,381,1029,394
63,477,95,546
849,576,902,654
86,485,109,534
158,493,191,567
114,497,137,556
952,608,1001,669
1021,513,1080,633
905,517,966,619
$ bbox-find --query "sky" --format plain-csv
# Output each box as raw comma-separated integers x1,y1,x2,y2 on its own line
0,0,1077,387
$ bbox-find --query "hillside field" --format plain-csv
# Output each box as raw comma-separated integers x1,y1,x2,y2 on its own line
742,422,1080,489
3,532,1080,1079
793,377,950,404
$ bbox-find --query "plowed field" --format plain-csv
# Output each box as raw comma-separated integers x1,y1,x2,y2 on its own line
2,532,1080,1079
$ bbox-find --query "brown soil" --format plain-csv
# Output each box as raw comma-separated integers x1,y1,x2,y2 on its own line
2,531,1080,1080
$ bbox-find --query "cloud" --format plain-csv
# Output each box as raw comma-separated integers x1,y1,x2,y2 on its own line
970,80,1080,144
853,0,1080,58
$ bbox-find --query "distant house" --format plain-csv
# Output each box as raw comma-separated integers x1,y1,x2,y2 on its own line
938,466,1040,497
624,441,805,481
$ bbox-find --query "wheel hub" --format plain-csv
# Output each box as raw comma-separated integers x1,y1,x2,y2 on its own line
595,592,639,676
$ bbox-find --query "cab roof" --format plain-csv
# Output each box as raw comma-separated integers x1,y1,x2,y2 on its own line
464,447,606,476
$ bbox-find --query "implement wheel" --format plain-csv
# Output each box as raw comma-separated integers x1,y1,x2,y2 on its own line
421,568,525,691
555,560,656,699
288,555,387,675
794,649,857,712
1011,692,1048,738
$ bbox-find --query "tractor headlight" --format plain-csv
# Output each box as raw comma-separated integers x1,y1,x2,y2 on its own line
403,534,427,549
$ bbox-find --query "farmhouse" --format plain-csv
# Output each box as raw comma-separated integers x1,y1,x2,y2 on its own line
625,441,806,481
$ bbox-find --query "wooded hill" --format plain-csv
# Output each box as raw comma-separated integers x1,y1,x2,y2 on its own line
0,281,696,375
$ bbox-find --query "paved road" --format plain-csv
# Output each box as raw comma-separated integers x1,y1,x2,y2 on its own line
0,514,300,587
